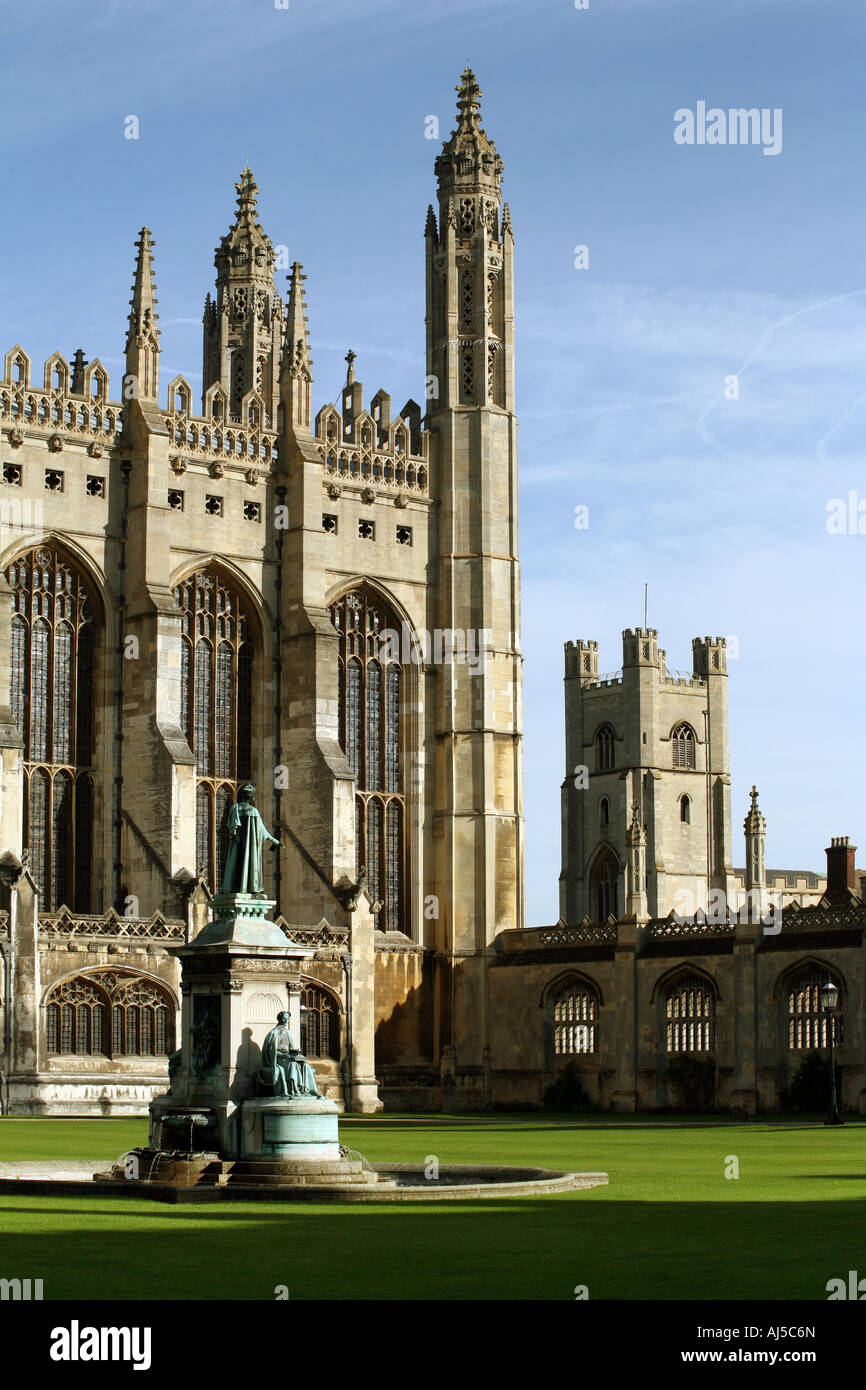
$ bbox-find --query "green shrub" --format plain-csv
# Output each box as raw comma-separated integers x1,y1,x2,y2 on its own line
665,1055,716,1112
542,1061,596,1112
784,1052,841,1113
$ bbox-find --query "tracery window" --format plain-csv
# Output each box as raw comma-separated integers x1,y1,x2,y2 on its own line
552,978,599,1055
45,971,175,1057
672,722,696,769
330,588,405,932
6,544,98,910
665,972,716,1053
174,567,257,890
788,965,843,1050
300,983,340,1060
589,846,618,922
595,724,616,771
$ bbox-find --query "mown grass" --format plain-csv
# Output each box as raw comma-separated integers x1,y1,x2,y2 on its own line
0,1114,863,1300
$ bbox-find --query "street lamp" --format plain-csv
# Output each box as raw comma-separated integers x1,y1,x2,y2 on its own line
821,979,843,1127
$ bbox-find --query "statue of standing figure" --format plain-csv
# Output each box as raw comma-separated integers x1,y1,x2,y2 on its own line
257,1012,322,1099
219,783,282,896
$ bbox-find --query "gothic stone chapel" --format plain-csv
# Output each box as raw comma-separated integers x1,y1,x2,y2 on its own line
2,70,864,1118
0,69,525,1115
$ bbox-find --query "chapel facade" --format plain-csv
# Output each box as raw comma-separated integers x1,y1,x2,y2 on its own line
1,71,862,1120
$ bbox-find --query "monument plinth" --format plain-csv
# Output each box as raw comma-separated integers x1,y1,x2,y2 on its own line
149,785,340,1160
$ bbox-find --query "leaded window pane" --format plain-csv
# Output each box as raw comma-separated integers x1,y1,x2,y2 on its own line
61,1003,74,1052
385,800,402,933
194,640,212,774
28,768,49,904
53,622,72,763
74,774,94,912
30,618,49,760
385,664,400,792
175,570,258,890
5,545,99,912
665,974,716,1052
51,770,73,909
366,661,382,789
366,798,382,909
196,784,212,882
216,641,233,779
330,589,407,934
10,616,26,739
215,784,233,890
346,660,361,778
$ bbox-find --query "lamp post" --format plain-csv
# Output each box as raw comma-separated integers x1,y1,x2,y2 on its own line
821,979,843,1127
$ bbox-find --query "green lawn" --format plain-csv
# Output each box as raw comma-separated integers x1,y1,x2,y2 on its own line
0,1114,863,1300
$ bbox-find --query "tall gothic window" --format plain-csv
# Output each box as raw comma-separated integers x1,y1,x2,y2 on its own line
552,977,599,1055
787,965,843,1050
665,972,716,1053
672,722,696,769
300,982,340,1060
595,724,616,771
45,971,175,1057
330,588,405,933
174,567,257,890
588,846,619,922
6,544,98,910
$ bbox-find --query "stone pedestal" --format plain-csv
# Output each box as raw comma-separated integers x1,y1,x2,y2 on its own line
240,1096,340,1160
149,893,317,1157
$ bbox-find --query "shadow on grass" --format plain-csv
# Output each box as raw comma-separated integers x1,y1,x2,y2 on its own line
1,1197,864,1300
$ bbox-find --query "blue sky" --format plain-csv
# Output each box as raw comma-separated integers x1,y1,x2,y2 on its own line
3,0,865,923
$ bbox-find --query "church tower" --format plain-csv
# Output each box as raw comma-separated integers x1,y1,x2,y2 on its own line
202,167,284,423
426,69,523,1091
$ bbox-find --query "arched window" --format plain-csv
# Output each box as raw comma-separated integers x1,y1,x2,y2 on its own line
787,964,843,1050
595,724,616,771
552,977,599,1055
680,794,691,824
599,796,610,828
45,971,175,1057
665,972,716,1052
672,722,696,769
174,567,257,890
5,544,99,910
588,846,619,922
300,983,340,1060
330,589,404,932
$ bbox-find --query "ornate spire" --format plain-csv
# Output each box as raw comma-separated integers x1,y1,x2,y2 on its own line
744,785,765,837
424,204,438,239
279,261,313,431
235,165,259,219
282,261,312,378
434,65,503,199
125,226,160,401
214,167,275,279
345,349,357,386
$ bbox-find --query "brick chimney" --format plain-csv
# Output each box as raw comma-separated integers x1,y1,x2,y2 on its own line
825,837,856,905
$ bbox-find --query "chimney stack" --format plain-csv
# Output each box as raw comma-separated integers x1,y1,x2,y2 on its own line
825,836,856,905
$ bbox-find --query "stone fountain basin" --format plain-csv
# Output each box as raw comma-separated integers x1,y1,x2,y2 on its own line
0,1156,607,1202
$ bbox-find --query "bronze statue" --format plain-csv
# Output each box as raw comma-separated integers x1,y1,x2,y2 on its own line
257,1012,322,1099
219,784,281,896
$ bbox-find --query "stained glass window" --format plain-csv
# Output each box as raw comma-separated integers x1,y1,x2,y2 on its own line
553,979,599,1054
174,568,259,889
46,973,175,1056
665,973,716,1053
5,544,99,910
300,983,340,1059
330,589,405,933
788,966,843,1050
